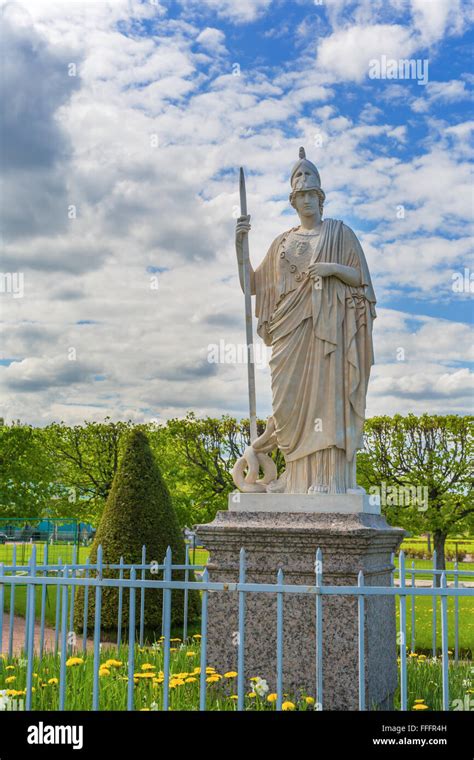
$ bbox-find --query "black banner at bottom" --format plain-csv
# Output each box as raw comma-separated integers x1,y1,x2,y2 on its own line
0,710,471,756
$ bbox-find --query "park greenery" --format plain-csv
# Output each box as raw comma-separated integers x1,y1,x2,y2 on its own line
0,414,472,572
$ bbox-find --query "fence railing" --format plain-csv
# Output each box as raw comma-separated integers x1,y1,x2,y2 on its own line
0,544,472,711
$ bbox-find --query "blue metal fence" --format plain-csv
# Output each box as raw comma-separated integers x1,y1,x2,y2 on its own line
0,544,472,711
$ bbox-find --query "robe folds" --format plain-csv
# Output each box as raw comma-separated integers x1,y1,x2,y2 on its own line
254,219,376,492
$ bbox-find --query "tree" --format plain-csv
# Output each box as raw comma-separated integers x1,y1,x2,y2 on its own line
74,429,200,639
43,420,136,523
358,415,474,581
0,423,58,517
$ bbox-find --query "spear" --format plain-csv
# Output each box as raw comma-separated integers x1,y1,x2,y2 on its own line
239,167,257,443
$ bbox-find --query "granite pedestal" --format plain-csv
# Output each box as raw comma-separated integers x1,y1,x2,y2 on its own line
195,492,405,710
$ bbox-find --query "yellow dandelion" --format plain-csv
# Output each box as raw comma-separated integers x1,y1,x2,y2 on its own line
99,668,111,677
192,634,202,639
248,692,256,698
230,695,238,700
224,671,238,678
186,652,196,657
414,699,425,703
66,657,84,667
267,693,277,703
141,664,155,671
206,675,221,684
282,701,295,711
305,696,315,705
5,676,16,684
185,677,197,683
48,678,59,686
5,665,15,671
412,704,429,711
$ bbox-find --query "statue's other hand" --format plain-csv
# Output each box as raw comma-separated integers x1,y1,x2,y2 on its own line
308,262,335,279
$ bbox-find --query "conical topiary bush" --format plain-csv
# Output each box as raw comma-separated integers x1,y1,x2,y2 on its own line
74,429,200,641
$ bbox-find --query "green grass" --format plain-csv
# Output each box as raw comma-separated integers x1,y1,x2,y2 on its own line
1,640,472,711
395,595,474,656
0,543,90,566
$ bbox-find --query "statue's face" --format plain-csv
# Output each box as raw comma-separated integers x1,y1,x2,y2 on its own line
293,189,321,219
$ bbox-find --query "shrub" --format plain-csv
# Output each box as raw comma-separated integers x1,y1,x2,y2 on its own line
74,429,200,640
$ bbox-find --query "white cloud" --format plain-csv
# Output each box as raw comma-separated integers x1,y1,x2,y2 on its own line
316,24,418,82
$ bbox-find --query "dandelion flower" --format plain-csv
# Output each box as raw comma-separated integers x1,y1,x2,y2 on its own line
267,693,277,703
412,704,428,711
305,696,315,705
186,652,196,657
66,657,84,667
48,678,59,686
141,664,155,671
5,677,15,684
185,677,197,684
224,672,237,679
282,701,295,711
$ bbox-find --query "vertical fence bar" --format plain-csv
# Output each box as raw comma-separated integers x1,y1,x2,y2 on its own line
25,546,37,711
358,570,366,711
432,550,437,657
390,551,395,587
315,547,323,711
139,545,146,647
237,548,246,712
24,553,33,654
440,571,449,711
59,569,69,711
183,544,189,642
117,557,124,649
399,551,407,711
54,556,62,657
8,544,16,659
276,568,284,712
127,567,136,711
410,560,416,653
39,542,48,659
68,544,77,654
0,563,3,655
199,568,209,712
161,557,166,638
454,561,459,664
92,545,103,711
82,558,90,654
162,547,172,711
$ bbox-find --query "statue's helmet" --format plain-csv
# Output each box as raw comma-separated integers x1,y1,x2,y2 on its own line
290,147,325,203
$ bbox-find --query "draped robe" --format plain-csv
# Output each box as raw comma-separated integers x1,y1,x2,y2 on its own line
254,219,376,493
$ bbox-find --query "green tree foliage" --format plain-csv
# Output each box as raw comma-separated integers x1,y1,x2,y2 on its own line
358,415,474,579
0,423,58,517
43,420,135,522
74,429,200,638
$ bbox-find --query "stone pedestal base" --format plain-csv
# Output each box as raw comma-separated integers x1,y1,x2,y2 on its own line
196,496,405,710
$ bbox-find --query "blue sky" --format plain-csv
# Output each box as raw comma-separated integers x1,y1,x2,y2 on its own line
0,0,473,425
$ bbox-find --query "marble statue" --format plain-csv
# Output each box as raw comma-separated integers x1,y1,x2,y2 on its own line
233,148,377,495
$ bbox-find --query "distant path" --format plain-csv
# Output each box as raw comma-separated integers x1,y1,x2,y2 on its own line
1,614,96,657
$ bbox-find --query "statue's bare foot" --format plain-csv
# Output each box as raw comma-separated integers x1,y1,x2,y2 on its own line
308,483,329,494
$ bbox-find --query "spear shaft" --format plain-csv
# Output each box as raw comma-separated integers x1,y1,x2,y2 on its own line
239,167,257,443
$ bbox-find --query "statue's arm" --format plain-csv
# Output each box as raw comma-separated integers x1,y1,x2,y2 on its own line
235,215,256,294
331,263,361,287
